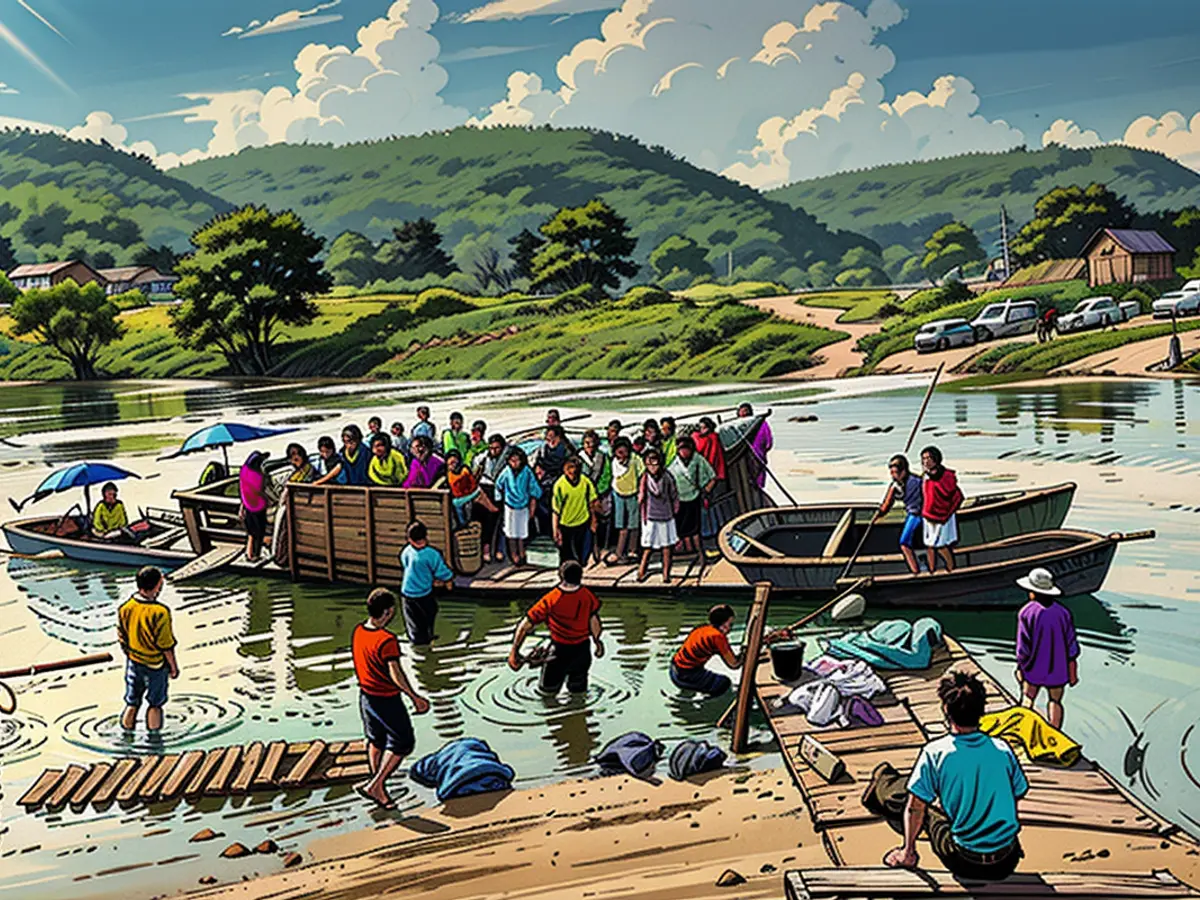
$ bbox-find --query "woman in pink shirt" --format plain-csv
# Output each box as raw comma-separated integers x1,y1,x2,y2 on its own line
239,450,272,562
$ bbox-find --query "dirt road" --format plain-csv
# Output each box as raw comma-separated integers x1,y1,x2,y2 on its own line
744,296,877,379
1052,325,1200,376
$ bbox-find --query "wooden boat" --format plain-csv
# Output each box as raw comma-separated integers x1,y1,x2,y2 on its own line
721,525,1151,606
719,482,1076,569
2,511,193,569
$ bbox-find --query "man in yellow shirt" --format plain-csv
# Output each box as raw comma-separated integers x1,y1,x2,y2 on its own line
368,433,409,486
552,456,599,566
118,566,179,733
92,482,130,541
606,437,644,565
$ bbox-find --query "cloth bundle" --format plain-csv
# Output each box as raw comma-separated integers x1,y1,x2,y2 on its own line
980,705,1082,767
776,655,886,728
410,738,516,802
595,731,666,780
668,739,727,781
824,617,944,670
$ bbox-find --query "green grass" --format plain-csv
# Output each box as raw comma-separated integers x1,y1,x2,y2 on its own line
961,319,1200,374
797,289,898,323
678,281,787,302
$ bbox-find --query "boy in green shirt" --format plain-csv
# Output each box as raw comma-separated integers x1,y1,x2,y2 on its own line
93,482,130,540
118,566,178,733
552,456,599,566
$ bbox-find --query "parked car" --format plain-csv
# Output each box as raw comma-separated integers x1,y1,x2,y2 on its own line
1056,296,1140,333
970,299,1039,341
1153,280,1200,319
913,318,977,354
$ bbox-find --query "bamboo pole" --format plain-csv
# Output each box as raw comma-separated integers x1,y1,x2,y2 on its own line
730,582,771,754
0,652,113,680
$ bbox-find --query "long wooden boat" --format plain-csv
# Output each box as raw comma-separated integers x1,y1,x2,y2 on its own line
2,513,193,569
721,522,1151,606
719,482,1075,571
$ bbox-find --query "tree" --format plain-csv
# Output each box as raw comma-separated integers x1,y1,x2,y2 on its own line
325,231,382,286
171,205,331,375
530,199,639,295
508,228,545,281
470,248,514,293
133,244,180,274
1010,183,1135,266
649,235,712,282
10,279,123,380
377,218,456,282
90,250,116,270
0,234,16,273
921,221,985,282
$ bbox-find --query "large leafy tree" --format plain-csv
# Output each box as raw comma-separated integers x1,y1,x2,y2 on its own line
325,231,383,286
921,221,985,282
377,218,456,281
171,205,331,375
1011,183,1135,265
508,228,545,281
133,244,180,274
649,235,712,283
10,279,122,380
530,199,638,295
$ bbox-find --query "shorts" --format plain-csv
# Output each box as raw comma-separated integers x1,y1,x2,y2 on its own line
124,660,169,708
504,505,530,540
899,513,922,548
540,641,592,695
641,519,678,549
359,692,416,756
613,494,639,530
676,498,702,538
924,513,959,548
669,663,731,698
402,594,439,646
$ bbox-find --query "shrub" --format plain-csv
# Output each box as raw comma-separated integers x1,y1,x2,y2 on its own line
684,326,721,354
548,282,603,313
112,289,150,311
901,281,973,315
622,285,674,308
1118,288,1154,314
835,266,889,287
413,288,475,320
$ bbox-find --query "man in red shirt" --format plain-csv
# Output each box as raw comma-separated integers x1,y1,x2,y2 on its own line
352,588,431,809
920,445,964,574
507,561,604,695
670,604,741,697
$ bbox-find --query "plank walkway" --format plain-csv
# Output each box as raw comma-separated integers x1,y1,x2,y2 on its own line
17,738,370,813
458,555,749,594
756,636,1187,862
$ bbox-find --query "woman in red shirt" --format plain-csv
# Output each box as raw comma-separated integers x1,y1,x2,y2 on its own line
920,445,964,574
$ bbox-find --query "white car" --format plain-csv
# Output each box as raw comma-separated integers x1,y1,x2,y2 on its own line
970,299,1039,341
1056,296,1140,333
1153,280,1200,319
913,318,977,354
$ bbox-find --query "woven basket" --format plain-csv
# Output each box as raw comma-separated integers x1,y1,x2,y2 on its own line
453,522,484,575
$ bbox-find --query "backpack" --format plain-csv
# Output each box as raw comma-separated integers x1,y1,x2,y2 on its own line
668,739,727,781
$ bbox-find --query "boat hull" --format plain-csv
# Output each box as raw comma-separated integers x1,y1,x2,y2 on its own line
2,519,192,570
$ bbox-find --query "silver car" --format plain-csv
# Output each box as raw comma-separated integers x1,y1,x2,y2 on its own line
914,318,977,354
969,299,1039,341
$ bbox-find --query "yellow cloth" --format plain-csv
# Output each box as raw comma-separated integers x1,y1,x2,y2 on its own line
368,449,409,486
612,454,644,497
118,595,177,668
552,475,598,527
980,705,1081,767
92,501,128,534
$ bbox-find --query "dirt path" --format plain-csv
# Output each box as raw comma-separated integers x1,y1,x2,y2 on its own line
1052,325,1200,376
744,296,878,379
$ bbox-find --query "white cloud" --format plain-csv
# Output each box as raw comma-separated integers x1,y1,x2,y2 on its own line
65,110,162,160
470,71,561,126
0,82,18,95
224,1,344,39
1041,118,1102,149
1122,111,1200,173
459,0,617,23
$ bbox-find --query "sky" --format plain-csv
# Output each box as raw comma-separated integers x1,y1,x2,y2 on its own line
0,0,1198,184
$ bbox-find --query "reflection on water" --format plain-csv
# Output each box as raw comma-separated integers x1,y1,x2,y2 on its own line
57,696,246,754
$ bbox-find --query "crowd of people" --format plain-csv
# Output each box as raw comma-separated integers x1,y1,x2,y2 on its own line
244,403,773,583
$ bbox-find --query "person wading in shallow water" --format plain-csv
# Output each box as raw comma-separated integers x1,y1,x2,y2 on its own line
508,561,604,695
352,587,430,809
118,566,178,734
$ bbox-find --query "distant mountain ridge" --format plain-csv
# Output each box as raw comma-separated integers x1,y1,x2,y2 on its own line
769,144,1200,258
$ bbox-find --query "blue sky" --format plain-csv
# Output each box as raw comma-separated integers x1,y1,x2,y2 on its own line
1,0,1198,183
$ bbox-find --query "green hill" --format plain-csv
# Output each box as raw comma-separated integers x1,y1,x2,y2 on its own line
174,126,869,285
769,144,1200,260
0,130,232,265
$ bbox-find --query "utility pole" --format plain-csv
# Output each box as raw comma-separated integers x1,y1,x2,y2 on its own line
727,250,733,283
999,205,1012,281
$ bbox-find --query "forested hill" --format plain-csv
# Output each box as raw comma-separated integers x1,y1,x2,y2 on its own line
0,130,231,265
173,126,870,283
769,144,1200,257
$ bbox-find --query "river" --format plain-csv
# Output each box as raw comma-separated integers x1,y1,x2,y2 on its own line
0,375,1197,898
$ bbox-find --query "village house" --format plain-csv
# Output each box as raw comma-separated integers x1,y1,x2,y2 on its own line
1081,228,1176,287
8,260,106,292
98,266,178,298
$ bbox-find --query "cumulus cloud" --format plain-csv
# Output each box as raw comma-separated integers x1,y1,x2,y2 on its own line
224,1,343,39
0,82,18,95
458,0,617,23
1041,118,1102,149
1122,110,1200,173
66,111,162,160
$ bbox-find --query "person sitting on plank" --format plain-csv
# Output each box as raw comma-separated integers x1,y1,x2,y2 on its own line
863,670,1027,880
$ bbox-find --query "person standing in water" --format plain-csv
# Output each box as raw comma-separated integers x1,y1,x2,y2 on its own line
877,454,924,575
920,445,963,574
508,561,604,696
352,587,430,809
1014,568,1079,729
398,521,454,645
118,566,178,733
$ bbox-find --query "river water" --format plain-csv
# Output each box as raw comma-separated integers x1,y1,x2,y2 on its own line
0,375,1197,899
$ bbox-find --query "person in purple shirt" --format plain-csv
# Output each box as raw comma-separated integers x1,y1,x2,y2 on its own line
403,436,446,489
738,402,773,489
1014,567,1079,729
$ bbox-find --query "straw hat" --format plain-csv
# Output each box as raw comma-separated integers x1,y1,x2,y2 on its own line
1016,567,1060,596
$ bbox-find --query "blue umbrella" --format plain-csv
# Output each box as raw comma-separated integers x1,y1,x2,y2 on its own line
161,422,299,470
10,462,141,515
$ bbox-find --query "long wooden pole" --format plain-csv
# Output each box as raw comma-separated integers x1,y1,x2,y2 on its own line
0,652,113,680
730,582,771,754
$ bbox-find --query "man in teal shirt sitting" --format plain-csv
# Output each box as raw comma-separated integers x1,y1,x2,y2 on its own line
862,670,1027,880
398,521,454,646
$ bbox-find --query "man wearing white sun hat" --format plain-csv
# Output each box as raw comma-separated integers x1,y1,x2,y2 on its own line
1014,567,1080,729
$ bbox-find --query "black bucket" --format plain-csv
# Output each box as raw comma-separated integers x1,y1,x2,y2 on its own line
769,641,806,683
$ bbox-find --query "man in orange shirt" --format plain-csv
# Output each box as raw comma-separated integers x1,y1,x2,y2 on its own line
670,604,741,697
352,588,431,809
507,561,604,695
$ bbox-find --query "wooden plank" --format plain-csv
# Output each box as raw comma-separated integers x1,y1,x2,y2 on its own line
116,756,159,804
184,748,225,797
18,769,64,809
45,765,88,810
140,754,181,800
321,762,372,782
70,763,112,808
365,489,377,584
287,485,299,580
231,741,265,793
323,490,335,581
787,866,1200,897
159,751,204,801
732,582,771,754
170,544,242,584
204,746,242,796
93,758,137,806
253,741,288,789
281,740,327,787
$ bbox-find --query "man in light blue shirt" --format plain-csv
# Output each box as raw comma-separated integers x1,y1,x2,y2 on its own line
398,520,454,646
862,670,1027,880
411,405,437,444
